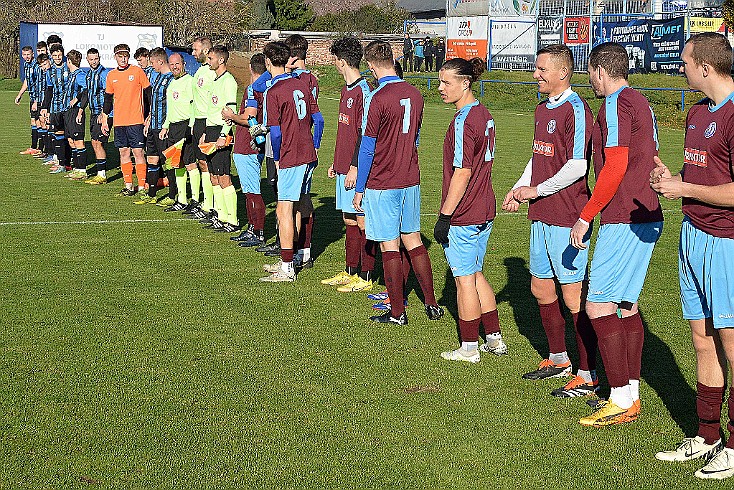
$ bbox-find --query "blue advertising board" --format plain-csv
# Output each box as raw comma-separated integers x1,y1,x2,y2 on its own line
597,17,685,73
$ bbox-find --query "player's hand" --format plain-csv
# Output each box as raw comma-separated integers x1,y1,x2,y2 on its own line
353,192,364,213
345,166,357,189
76,109,83,125
31,101,37,112
249,140,260,151
570,219,589,250
651,175,685,200
501,189,521,212
513,186,538,203
40,109,48,118
649,155,672,185
143,123,149,137
199,133,205,145
221,106,236,122
97,114,103,124
159,128,168,140
433,214,451,245
286,56,299,70
215,136,226,149
101,122,109,136
248,123,268,138
14,95,20,105
70,97,77,107
327,164,336,179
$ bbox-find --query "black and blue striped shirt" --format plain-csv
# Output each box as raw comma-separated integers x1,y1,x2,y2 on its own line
46,63,70,113
23,60,39,100
150,71,174,130
62,68,87,111
85,65,109,115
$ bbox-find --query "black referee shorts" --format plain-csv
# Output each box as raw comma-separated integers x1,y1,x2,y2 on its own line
204,125,232,176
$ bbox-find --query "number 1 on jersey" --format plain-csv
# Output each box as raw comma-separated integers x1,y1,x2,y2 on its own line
293,90,307,120
400,98,411,134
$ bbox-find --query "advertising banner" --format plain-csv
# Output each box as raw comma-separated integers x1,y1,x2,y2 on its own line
602,17,685,73
689,17,725,33
564,17,591,45
537,15,564,49
490,18,537,68
448,0,538,17
447,16,489,60
25,23,163,68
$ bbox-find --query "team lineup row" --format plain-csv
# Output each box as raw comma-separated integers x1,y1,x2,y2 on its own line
14,31,734,480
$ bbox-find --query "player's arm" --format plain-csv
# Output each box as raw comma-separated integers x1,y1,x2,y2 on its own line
651,154,734,205
14,79,28,104
308,93,324,149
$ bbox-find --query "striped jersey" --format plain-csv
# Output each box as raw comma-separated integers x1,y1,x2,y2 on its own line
292,68,319,102
86,65,110,115
150,71,174,130
62,68,87,111
46,62,70,113
528,90,592,227
23,60,39,100
441,100,496,225
144,65,158,85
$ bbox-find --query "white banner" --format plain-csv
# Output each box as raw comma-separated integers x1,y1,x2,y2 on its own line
38,24,163,67
448,0,538,17
446,16,489,60
490,18,537,66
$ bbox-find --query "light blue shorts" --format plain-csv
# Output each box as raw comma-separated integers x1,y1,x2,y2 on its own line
363,185,421,242
233,153,263,194
442,221,493,277
530,221,589,284
587,221,663,304
278,164,309,201
301,160,317,195
679,217,734,328
336,173,360,215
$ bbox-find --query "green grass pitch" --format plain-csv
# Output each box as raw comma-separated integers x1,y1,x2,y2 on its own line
1,82,720,488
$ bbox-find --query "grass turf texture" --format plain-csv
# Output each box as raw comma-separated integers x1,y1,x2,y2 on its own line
0,80,718,488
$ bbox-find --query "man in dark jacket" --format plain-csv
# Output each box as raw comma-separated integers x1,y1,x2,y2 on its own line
402,33,414,72
424,37,434,71
435,38,446,70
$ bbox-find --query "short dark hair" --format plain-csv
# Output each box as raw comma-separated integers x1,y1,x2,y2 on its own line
67,49,82,67
330,36,362,69
284,34,308,60
210,45,229,64
36,41,47,50
149,47,168,62
687,32,732,77
537,44,574,73
250,53,266,75
134,47,150,59
22,46,33,53
589,42,629,80
363,40,394,68
263,42,291,67
49,43,64,56
46,34,62,46
193,37,213,51
37,53,50,64
87,48,100,56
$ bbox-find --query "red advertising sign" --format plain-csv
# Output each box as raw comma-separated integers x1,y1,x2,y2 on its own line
564,17,590,45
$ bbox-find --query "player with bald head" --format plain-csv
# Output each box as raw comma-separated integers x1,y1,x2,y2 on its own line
502,44,598,397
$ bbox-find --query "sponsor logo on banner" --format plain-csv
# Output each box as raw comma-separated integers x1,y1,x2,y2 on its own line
533,139,555,157
684,147,707,167
564,17,590,45
339,113,350,125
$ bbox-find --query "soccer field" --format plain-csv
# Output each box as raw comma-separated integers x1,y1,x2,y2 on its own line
1,85,715,488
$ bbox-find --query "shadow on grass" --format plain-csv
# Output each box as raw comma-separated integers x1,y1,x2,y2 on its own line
496,257,546,358
639,309,697,436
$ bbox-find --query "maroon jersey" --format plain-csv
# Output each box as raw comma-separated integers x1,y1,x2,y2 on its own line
363,78,423,190
333,77,371,175
529,91,592,227
682,95,734,238
233,82,264,155
263,74,319,169
592,86,663,224
293,69,319,102
441,101,496,225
